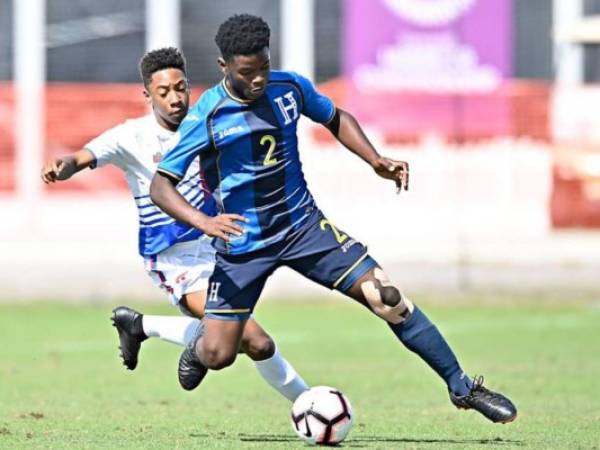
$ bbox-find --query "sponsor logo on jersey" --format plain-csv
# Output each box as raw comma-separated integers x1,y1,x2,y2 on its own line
341,238,358,253
218,125,244,140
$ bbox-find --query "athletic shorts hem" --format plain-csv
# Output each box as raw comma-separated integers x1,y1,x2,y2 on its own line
337,255,378,292
205,312,251,321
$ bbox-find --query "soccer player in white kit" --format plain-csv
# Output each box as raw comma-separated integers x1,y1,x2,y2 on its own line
41,47,308,402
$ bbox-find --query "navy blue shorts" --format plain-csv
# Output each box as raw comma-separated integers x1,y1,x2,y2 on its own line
204,211,377,321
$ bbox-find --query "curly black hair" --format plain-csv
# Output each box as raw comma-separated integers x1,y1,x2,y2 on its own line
139,47,187,87
215,14,270,60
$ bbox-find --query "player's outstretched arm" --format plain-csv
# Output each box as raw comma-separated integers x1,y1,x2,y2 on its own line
324,108,409,192
150,172,246,241
41,149,95,184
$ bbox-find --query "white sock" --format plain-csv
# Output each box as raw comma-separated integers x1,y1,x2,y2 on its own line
254,347,309,402
142,315,202,346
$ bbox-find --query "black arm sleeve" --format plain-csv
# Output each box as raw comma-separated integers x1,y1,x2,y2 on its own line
324,108,341,136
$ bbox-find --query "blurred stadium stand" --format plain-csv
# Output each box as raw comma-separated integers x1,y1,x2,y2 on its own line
1,0,600,300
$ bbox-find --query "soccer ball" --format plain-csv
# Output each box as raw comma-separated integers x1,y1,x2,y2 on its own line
291,386,353,445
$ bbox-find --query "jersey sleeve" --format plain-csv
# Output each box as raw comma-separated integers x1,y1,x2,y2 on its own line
83,124,126,169
293,72,336,124
157,103,211,181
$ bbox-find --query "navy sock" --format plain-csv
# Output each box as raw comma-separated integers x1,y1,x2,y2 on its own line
388,306,472,396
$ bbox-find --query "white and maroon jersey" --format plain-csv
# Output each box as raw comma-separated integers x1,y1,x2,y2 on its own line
84,114,216,256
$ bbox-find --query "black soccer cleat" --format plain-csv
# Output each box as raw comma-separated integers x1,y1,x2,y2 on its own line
449,376,517,423
178,331,208,391
110,306,148,371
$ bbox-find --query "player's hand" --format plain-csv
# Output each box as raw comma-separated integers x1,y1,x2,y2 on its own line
372,157,409,193
198,214,248,242
41,158,67,184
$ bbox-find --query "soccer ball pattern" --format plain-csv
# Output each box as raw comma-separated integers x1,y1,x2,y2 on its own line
291,386,353,445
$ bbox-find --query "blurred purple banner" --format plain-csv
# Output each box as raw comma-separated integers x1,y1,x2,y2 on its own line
343,0,513,93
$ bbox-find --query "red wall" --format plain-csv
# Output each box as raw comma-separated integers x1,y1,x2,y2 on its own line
2,81,599,228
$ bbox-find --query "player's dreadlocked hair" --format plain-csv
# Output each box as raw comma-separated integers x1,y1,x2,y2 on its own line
215,14,270,60
139,47,187,87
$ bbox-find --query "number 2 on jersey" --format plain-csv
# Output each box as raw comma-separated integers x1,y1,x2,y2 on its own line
320,219,348,244
260,134,278,166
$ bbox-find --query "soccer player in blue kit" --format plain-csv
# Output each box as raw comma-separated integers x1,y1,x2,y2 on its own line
41,47,308,402
150,14,517,423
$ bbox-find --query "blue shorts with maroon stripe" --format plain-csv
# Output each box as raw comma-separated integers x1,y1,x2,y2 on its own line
204,209,377,321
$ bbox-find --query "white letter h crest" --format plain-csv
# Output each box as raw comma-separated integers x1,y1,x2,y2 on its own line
274,92,299,125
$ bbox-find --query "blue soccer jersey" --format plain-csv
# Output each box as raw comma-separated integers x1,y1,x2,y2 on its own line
158,70,336,255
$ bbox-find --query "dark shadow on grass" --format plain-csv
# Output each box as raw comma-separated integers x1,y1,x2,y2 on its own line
348,436,524,445
237,434,524,446
189,433,298,443
238,433,298,443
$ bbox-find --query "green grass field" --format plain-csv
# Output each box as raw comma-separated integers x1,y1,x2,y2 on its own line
1,297,599,449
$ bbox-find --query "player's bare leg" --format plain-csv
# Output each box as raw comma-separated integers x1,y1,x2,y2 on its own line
200,318,246,368
178,318,245,390
343,266,517,424
177,291,308,398
182,292,275,361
